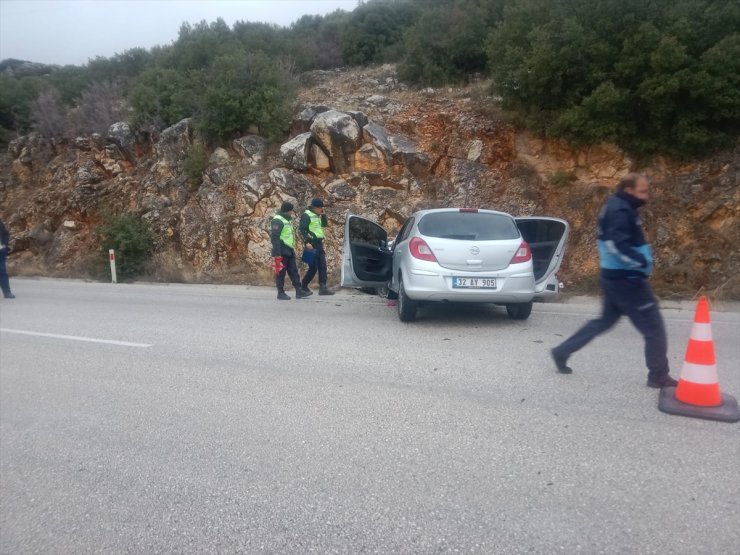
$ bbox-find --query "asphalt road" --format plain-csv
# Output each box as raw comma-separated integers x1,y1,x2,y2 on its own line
1,278,739,554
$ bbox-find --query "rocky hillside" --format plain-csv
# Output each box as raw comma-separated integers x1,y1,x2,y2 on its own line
1,65,738,298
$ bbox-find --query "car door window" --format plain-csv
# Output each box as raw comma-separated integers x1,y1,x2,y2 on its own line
395,217,415,248
349,217,387,247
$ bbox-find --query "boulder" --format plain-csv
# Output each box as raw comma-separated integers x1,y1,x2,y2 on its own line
363,123,393,163
355,144,387,172
155,118,193,163
233,135,267,164
280,132,312,171
326,178,356,201
106,122,135,159
292,105,331,134
347,111,369,129
366,95,389,106
388,134,430,178
310,110,362,174
209,147,230,165
268,168,314,199
310,144,331,171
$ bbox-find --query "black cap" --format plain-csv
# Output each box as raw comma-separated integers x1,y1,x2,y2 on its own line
311,198,325,208
280,201,294,212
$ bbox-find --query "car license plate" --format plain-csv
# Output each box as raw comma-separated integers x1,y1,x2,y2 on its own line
453,277,496,289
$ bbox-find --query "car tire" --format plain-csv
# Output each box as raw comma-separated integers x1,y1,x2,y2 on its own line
506,301,533,320
397,276,417,322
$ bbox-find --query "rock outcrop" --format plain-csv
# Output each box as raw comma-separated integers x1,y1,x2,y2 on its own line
0,65,738,298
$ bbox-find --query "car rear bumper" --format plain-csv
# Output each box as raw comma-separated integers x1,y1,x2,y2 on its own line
403,269,535,303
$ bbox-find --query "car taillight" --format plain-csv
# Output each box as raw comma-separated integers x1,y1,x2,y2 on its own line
510,241,532,264
459,208,479,213
409,237,437,262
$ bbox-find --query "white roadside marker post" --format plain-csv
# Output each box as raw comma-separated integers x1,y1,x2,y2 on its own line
109,249,117,283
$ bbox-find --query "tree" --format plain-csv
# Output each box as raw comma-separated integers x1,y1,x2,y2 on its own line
487,0,740,158
197,51,296,142
30,88,68,137
71,81,129,135
340,0,417,65
399,0,503,85
130,67,198,129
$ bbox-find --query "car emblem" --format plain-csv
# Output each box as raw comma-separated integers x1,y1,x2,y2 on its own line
470,246,480,255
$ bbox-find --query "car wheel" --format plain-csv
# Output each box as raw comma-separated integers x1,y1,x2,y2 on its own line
506,301,533,320
397,276,417,322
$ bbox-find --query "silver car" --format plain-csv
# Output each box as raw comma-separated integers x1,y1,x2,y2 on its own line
341,208,569,321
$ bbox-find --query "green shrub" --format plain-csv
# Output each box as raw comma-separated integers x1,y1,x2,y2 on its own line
487,0,740,159
184,144,208,186
96,212,154,280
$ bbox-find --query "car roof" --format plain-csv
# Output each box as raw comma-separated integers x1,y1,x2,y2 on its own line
410,208,513,218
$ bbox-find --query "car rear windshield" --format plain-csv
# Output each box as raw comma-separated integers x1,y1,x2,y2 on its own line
417,212,520,241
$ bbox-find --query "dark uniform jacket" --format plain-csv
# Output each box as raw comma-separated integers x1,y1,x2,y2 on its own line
0,220,9,250
597,191,653,279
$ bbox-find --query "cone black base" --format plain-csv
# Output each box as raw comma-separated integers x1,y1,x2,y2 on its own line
658,387,740,423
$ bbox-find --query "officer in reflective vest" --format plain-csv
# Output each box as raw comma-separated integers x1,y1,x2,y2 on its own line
270,202,311,300
299,198,334,295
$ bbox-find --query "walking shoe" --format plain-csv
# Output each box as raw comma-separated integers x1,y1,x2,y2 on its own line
318,286,335,296
3,293,15,299
296,289,311,299
277,292,291,300
646,374,678,388
551,348,573,374
302,285,313,293
301,287,313,296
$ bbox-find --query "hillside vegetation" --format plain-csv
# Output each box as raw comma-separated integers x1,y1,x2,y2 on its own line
1,0,738,159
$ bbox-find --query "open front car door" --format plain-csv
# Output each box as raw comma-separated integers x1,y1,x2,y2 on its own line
515,217,570,300
340,215,394,288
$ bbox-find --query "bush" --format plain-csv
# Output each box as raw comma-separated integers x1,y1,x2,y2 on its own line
71,80,129,135
30,88,68,137
183,144,208,186
196,51,296,142
96,212,153,280
487,0,740,159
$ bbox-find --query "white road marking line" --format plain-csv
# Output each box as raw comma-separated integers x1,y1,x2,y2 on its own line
0,328,152,348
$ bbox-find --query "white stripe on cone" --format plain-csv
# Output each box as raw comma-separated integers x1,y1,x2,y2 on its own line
689,322,712,341
679,361,719,385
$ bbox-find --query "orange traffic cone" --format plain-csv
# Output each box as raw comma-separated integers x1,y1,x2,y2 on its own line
658,296,739,423
675,296,721,406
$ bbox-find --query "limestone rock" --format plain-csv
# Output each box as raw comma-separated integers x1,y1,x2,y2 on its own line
106,122,135,159
155,118,193,163
280,132,312,171
210,147,230,165
233,135,267,164
310,110,361,174
269,168,315,199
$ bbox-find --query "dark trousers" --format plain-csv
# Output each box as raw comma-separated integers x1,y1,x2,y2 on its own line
553,277,670,380
301,242,328,288
276,253,301,294
0,248,11,296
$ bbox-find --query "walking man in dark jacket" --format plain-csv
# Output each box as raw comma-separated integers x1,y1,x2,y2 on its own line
299,198,334,295
271,202,311,301
0,219,15,299
551,173,677,388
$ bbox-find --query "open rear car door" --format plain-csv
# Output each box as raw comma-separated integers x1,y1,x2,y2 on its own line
340,215,393,288
515,217,570,300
